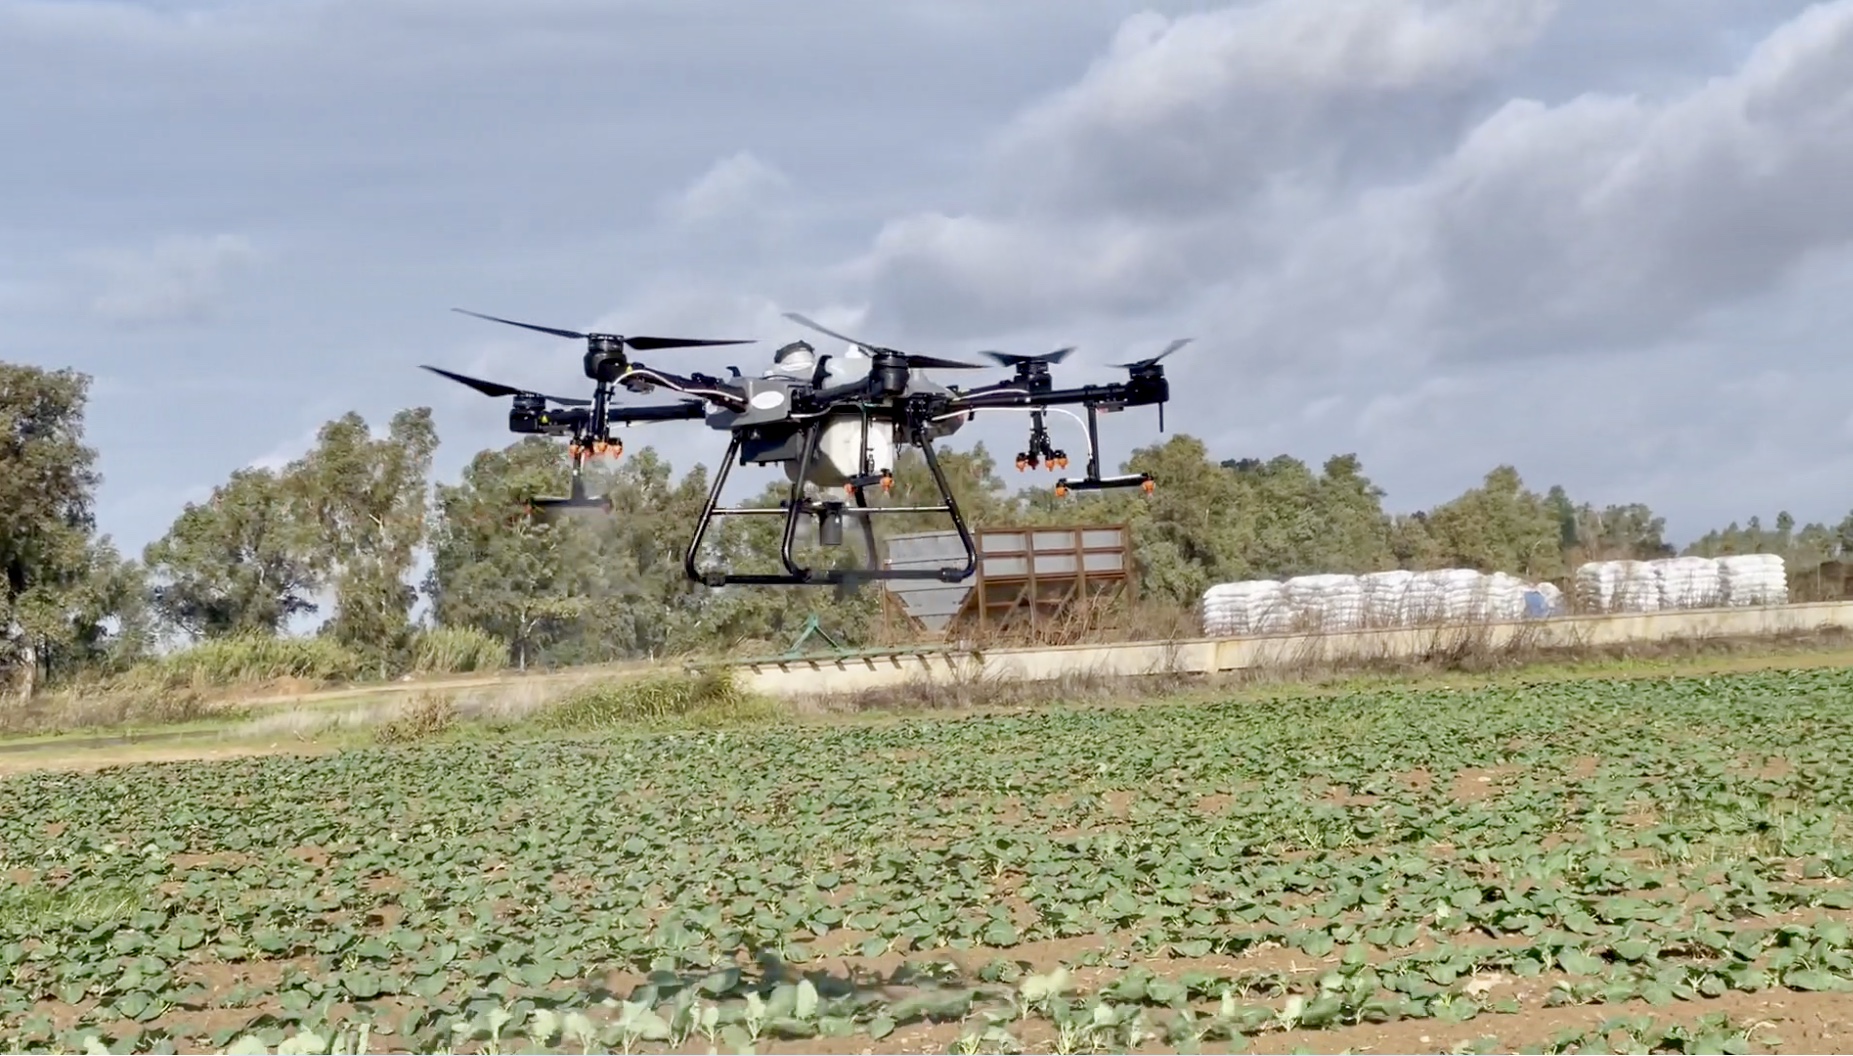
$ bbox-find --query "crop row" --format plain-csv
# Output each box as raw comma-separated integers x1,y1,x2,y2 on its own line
5,667,1853,1051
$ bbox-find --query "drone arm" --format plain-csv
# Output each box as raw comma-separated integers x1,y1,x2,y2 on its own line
613,364,748,410
948,378,1167,496
946,376,1167,414
604,400,710,425
1024,378,1168,410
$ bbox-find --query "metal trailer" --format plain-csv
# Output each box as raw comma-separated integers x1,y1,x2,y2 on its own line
879,523,1137,643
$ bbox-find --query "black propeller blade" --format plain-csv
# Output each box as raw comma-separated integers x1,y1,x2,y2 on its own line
1112,337,1193,371
452,308,753,351
977,346,1076,368
783,311,988,371
904,353,992,371
420,365,591,406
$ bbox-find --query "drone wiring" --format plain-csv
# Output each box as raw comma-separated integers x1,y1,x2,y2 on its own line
424,308,1187,587
615,366,746,409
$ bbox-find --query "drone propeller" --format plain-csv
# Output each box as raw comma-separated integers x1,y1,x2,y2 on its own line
420,365,591,406
782,311,988,371
451,308,753,352
976,346,1076,369
1112,337,1193,371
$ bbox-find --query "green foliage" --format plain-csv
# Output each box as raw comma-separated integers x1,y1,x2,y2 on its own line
1424,465,1568,578
539,667,765,728
0,363,141,696
406,624,507,675
26,352,1853,698
426,441,717,669
424,437,596,669
283,407,439,665
145,632,366,686
4,665,1853,1051
142,467,321,641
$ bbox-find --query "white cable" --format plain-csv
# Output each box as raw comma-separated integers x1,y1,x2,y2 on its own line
936,405,1092,460
621,367,744,408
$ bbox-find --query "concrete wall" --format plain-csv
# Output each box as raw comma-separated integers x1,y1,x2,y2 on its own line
730,601,1853,700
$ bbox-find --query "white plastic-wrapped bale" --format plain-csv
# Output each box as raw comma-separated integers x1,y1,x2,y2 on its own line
1574,561,1620,613
1718,553,1789,607
1359,569,1416,627
1470,571,1532,622
1281,573,1366,632
1405,568,1484,624
1654,555,1722,610
1199,580,1290,637
1610,560,1663,613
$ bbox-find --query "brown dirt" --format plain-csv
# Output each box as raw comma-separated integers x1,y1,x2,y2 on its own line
0,741,332,777
1449,766,1516,804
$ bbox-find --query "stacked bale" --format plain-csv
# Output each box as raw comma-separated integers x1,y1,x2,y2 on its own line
1571,554,1787,613
1572,561,1619,613
1471,571,1533,622
1201,566,1570,637
1575,560,1663,614
1406,569,1485,624
1360,569,1416,627
1719,553,1788,606
1657,556,1723,609
1199,580,1291,637
1281,574,1366,632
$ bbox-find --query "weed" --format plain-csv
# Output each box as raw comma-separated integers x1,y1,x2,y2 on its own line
373,691,460,744
539,668,774,730
406,626,508,675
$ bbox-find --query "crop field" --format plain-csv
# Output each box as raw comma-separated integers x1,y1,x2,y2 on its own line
7,666,1853,1054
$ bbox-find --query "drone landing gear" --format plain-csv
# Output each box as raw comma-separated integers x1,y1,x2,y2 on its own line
1051,403,1156,498
683,428,979,588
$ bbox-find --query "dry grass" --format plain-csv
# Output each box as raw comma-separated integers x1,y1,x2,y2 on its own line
928,591,1199,649
4,628,513,738
221,666,775,748
373,691,460,744
15,595,1853,753
0,684,227,737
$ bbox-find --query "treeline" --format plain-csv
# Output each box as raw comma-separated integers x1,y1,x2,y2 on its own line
5,361,1849,695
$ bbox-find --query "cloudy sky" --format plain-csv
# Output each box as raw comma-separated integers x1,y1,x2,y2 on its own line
6,0,1853,562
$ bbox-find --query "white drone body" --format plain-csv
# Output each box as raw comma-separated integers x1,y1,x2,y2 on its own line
758,339,967,490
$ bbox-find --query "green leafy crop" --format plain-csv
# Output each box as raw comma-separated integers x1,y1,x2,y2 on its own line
4,666,1853,1052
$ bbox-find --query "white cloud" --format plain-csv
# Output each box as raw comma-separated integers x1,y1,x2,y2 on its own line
81,232,259,326
847,0,1565,344
8,0,1851,556
664,150,791,227
849,0,1853,380
988,0,1560,218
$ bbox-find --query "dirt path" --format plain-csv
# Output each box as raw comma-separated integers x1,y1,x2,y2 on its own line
0,739,333,776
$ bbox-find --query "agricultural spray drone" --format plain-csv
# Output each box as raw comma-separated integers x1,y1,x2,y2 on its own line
424,307,1188,587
